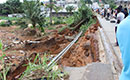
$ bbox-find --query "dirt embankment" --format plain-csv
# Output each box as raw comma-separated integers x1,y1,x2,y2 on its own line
0,21,100,68
60,23,100,67
0,20,100,79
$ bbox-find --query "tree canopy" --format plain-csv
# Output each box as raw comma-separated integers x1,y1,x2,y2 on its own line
0,0,23,15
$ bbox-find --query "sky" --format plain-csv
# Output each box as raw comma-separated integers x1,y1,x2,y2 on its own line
0,0,49,3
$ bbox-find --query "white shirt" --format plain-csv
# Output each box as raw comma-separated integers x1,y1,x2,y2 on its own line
117,12,125,22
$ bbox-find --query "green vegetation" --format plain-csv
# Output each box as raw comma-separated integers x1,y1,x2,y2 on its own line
0,41,10,80
0,0,23,15
58,26,69,33
0,41,67,80
0,16,19,21
45,0,62,25
20,54,67,80
64,16,74,25
94,0,116,9
84,0,92,4
72,0,93,25
66,6,75,12
16,18,28,29
0,21,10,27
22,0,46,32
80,17,96,34
47,27,56,30
0,16,20,27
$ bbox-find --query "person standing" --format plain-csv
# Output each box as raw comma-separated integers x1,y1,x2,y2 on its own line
107,8,111,20
115,7,125,46
123,8,128,18
116,6,130,80
104,8,107,18
101,8,104,18
110,9,114,19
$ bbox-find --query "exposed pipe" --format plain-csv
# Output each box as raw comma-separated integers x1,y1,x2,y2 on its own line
47,31,83,69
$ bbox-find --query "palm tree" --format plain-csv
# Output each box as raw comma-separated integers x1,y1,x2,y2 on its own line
23,0,46,29
66,6,75,13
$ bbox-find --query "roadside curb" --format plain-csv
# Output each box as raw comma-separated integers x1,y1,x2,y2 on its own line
97,16,123,79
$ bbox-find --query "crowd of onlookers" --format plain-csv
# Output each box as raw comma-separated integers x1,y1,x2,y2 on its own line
96,5,129,46
95,5,130,80
97,5,128,20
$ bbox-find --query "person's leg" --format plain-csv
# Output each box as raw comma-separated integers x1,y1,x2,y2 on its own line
108,13,109,19
115,26,119,46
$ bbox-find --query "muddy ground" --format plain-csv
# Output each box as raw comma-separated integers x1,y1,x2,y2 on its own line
0,20,100,79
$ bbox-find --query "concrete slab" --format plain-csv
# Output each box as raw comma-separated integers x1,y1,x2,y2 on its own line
81,63,114,80
64,63,114,80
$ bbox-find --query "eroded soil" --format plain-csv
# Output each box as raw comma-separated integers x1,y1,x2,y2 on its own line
0,20,100,79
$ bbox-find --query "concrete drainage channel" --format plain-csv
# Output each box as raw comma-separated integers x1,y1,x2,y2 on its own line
97,16,123,80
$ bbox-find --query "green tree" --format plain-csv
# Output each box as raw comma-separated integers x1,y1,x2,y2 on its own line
45,0,62,25
84,0,92,4
0,0,23,15
66,6,75,12
6,0,23,13
23,0,46,29
73,0,93,23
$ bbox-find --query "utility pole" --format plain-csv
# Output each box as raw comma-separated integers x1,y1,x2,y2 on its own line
50,0,52,25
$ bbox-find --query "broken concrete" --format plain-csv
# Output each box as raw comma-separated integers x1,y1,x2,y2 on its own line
82,63,114,80
64,62,114,80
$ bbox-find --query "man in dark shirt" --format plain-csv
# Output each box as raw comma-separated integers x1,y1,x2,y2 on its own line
123,8,128,18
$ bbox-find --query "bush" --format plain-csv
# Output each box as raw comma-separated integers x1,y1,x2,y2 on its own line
66,6,75,12
0,20,12,27
58,26,69,33
80,17,96,34
0,16,19,21
16,19,28,29
72,0,93,26
64,16,74,25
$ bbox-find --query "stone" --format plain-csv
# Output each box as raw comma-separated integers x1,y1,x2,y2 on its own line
4,57,8,60
82,41,91,50
11,56,15,59
85,34,91,40
19,50,25,54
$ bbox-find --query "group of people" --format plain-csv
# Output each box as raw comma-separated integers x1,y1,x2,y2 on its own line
99,5,130,80
99,5,129,46
100,6,128,20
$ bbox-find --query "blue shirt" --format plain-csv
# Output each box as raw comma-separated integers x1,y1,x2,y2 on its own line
117,15,130,80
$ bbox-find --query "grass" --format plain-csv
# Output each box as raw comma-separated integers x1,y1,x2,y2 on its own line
58,26,69,33
80,17,96,34
0,41,10,80
47,27,56,30
0,40,66,80
20,53,67,80
64,16,74,25
0,16,19,21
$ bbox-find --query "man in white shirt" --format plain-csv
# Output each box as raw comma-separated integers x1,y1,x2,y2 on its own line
107,8,111,20
115,7,125,46
117,11,125,22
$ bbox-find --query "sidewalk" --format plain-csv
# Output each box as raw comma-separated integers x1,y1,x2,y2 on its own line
97,16,122,63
